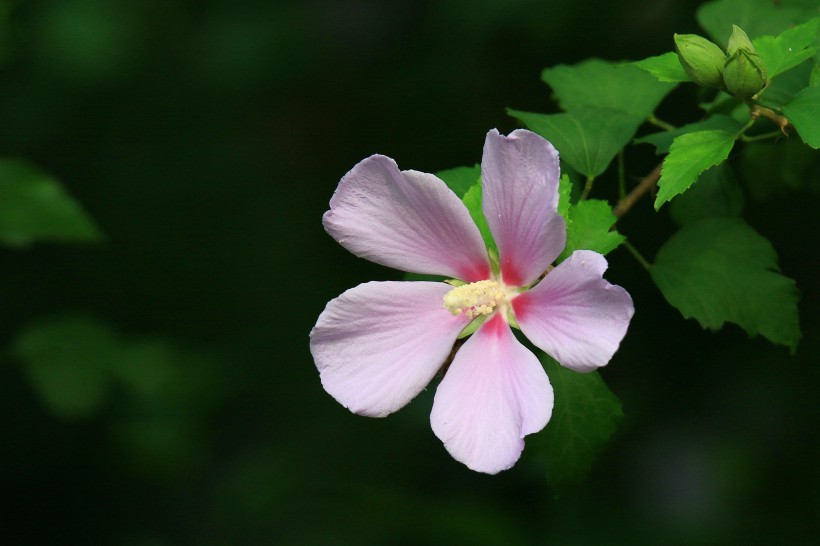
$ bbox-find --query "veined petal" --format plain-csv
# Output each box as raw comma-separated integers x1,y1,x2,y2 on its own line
430,313,553,474
482,129,566,287
513,250,634,372
324,155,491,282
310,281,471,418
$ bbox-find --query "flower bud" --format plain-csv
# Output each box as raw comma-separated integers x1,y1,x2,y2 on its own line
726,25,756,56
674,33,727,89
722,27,768,99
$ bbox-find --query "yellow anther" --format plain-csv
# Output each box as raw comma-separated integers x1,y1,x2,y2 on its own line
443,280,506,318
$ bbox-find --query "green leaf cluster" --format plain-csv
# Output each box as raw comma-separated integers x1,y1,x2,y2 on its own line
626,5,810,349
491,0,816,488
427,6,814,494
394,0,813,490
636,15,820,148
649,162,801,352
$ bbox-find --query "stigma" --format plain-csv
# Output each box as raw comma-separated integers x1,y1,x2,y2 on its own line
443,280,507,318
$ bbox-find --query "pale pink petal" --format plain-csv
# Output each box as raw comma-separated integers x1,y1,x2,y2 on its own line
310,281,471,418
513,250,634,372
430,313,553,474
481,129,566,287
323,155,491,282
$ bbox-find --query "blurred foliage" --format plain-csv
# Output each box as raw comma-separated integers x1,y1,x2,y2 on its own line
13,315,118,418
1,0,819,545
10,314,225,483
0,159,102,246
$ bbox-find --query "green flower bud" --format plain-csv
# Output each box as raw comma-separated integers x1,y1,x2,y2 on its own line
723,31,768,99
726,25,756,56
674,33,727,89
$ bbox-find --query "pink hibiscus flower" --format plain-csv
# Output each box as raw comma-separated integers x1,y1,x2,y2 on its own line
310,129,634,474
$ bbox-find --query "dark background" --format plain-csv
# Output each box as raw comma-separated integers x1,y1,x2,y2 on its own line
1,0,818,544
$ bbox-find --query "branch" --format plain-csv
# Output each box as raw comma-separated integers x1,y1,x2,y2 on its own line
613,161,663,218
749,104,790,136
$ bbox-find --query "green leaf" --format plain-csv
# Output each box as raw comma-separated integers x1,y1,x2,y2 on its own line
403,272,448,282
0,159,102,247
635,114,743,154
697,0,804,45
557,174,572,219
699,92,747,122
651,218,801,351
508,107,638,178
654,130,736,209
670,164,744,225
738,139,820,200
541,59,676,119
810,63,820,87
536,353,623,492
754,18,819,78
12,315,120,419
435,167,499,254
515,60,677,177
631,52,690,83
782,85,820,148
461,179,496,254
757,60,813,109
558,199,624,263
780,0,820,9
436,164,481,198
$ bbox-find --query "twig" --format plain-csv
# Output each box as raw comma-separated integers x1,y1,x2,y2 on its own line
740,130,785,143
749,104,790,136
581,175,596,200
613,161,663,218
622,240,652,270
647,114,676,132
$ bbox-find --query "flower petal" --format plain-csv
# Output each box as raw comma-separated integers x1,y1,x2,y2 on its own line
482,129,566,287
513,250,634,372
310,281,471,418
430,313,553,474
323,155,491,281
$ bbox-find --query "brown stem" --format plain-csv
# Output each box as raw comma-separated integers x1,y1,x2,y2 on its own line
613,161,663,218
749,104,790,136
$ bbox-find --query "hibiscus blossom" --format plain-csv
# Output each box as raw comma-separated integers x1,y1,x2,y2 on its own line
310,129,634,474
